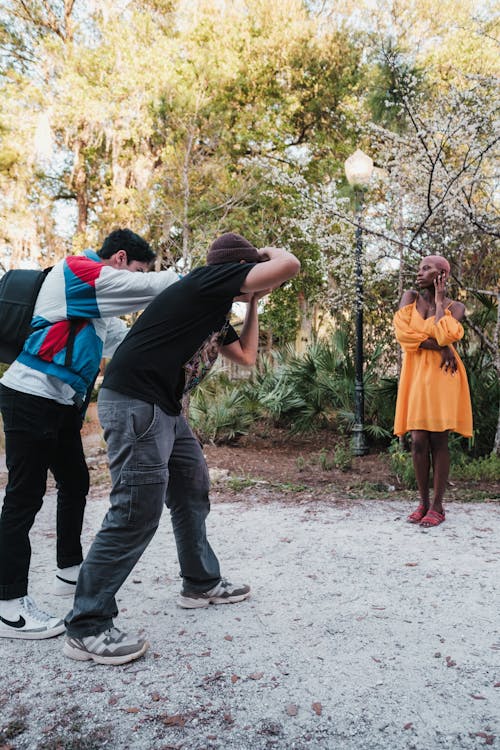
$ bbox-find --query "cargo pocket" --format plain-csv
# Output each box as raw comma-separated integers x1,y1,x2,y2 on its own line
121,464,169,525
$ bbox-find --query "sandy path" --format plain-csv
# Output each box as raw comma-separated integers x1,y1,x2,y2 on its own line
0,488,499,749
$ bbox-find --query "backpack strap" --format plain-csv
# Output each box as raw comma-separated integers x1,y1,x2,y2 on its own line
78,368,100,416
64,319,79,368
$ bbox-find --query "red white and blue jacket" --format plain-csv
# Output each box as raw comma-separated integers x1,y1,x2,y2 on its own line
1,249,179,405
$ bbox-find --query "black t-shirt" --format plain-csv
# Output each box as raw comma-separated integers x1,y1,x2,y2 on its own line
102,263,255,415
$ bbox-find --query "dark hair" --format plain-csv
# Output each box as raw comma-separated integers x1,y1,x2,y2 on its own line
97,229,156,264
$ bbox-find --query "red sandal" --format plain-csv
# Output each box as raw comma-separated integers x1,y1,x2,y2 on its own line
407,504,427,524
419,509,445,528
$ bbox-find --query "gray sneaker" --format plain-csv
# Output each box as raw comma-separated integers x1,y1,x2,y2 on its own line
178,579,251,609
0,596,65,640
63,627,149,665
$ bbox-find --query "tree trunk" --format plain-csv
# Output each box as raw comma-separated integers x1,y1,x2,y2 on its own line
73,139,88,235
295,291,312,354
494,404,500,457
76,179,88,235
396,194,405,448
397,244,404,376
159,217,172,270
493,293,500,456
182,124,196,269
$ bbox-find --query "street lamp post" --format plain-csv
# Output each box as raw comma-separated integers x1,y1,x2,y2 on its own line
344,149,374,457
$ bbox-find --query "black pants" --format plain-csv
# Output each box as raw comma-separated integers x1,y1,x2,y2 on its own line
0,384,89,599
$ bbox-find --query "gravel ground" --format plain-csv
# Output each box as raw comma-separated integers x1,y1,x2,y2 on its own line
0,486,499,750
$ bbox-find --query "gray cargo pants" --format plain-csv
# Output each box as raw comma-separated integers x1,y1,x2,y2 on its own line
65,389,221,636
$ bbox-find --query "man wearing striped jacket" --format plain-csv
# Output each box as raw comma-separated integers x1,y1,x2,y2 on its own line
0,229,179,640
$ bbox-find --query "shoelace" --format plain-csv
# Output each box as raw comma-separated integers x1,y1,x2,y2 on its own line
81,627,123,647
22,595,53,623
104,626,122,639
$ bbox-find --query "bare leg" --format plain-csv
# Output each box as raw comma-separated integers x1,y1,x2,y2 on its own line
411,430,431,509
428,430,449,515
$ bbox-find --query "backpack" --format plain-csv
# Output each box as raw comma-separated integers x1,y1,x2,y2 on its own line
0,267,52,364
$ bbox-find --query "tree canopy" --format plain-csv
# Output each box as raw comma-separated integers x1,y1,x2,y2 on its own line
1,0,498,449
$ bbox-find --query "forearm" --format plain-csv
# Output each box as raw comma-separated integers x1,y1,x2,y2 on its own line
220,298,260,366
95,267,179,317
419,338,457,374
419,337,442,351
434,300,445,324
237,297,259,364
262,246,296,263
419,338,456,352
240,247,300,292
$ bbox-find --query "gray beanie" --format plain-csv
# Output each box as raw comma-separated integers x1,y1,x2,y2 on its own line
207,232,262,265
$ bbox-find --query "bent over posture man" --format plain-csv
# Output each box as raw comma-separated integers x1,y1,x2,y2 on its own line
63,232,300,665
0,229,179,639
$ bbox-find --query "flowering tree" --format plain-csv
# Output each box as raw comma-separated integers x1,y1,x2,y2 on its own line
253,50,499,452
367,68,499,453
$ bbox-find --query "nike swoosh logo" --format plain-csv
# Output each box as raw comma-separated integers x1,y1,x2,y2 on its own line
0,614,26,628
56,575,77,585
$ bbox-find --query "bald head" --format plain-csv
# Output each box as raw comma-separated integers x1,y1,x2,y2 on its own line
423,255,450,277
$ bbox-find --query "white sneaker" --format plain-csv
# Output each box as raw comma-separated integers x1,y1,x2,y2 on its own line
178,579,251,609
55,564,81,596
0,596,65,640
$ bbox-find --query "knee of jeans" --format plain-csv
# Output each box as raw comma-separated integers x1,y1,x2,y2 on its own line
173,462,210,493
2,492,44,517
166,470,210,516
56,473,90,498
192,463,210,494
77,471,90,496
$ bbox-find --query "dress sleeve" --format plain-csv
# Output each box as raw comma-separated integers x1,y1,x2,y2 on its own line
432,309,464,346
393,305,428,352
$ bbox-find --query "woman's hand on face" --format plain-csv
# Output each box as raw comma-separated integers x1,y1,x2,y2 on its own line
434,271,447,304
440,345,457,374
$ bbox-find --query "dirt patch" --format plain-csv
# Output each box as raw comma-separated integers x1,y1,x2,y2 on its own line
3,402,497,503
202,430,394,493
79,403,499,504
80,406,400,501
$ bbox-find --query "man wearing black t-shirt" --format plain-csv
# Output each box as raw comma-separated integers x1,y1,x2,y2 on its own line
63,233,300,665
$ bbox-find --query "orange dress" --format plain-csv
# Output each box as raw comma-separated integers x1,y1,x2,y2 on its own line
393,301,473,437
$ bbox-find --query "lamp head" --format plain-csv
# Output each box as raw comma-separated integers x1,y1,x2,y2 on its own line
344,149,374,188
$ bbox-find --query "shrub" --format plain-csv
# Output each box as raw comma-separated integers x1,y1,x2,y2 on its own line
296,455,306,472
461,349,499,458
333,443,353,471
451,453,500,482
245,332,389,436
461,292,499,457
389,441,417,489
188,373,260,443
389,438,500,491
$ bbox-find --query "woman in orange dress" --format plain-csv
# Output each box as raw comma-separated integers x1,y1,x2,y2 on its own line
393,255,473,527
